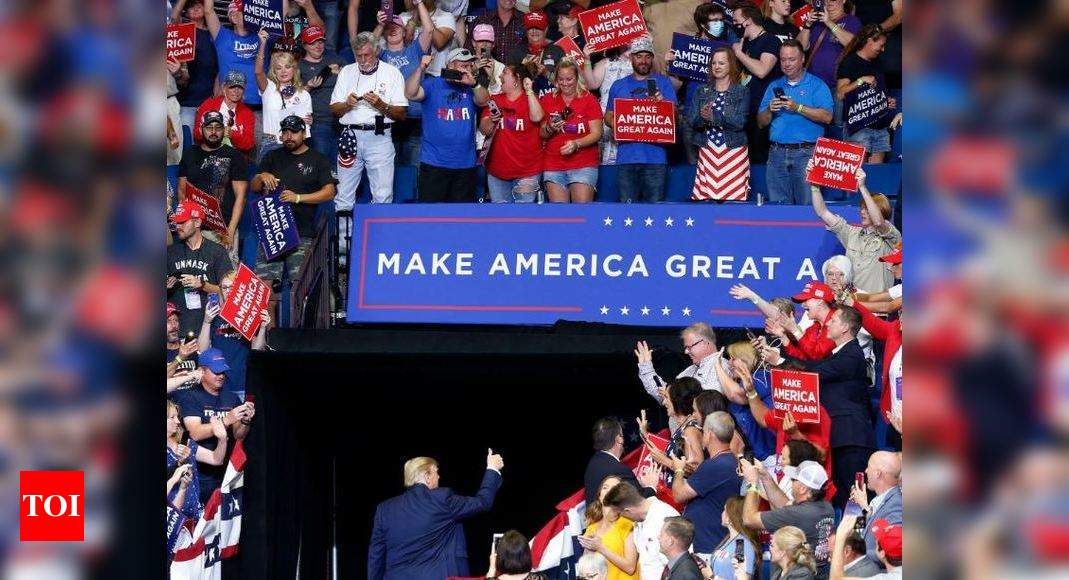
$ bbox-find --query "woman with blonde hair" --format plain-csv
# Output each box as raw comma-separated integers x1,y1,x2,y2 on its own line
689,46,751,201
735,526,816,580
255,29,313,160
539,57,603,203
578,475,639,579
166,399,227,518
712,341,776,460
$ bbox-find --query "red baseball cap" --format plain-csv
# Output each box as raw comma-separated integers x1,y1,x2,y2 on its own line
879,248,902,264
301,25,325,44
167,302,178,319
170,200,205,224
792,281,835,303
871,519,903,560
524,11,548,30
228,0,243,14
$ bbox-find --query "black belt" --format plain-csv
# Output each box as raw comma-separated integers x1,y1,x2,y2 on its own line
344,123,393,131
771,142,816,150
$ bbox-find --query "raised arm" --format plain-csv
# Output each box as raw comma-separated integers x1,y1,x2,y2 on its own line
416,0,455,51
405,55,432,101
729,284,788,321
806,159,839,226
294,0,325,28
733,42,777,79
171,0,188,24
254,29,270,93
882,0,903,32
203,0,222,38
857,168,891,233
445,450,504,519
347,0,362,48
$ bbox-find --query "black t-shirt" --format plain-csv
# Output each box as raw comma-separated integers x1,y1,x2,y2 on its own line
259,146,336,238
853,0,894,27
298,54,346,124
763,18,800,44
178,144,248,223
836,52,884,84
742,30,783,110
166,239,234,334
171,385,242,499
177,27,219,107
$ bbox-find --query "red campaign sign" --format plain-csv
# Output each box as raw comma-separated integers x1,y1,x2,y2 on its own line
634,432,684,513
554,36,586,68
166,22,197,63
771,369,821,425
219,264,271,342
578,0,648,53
613,98,676,144
791,5,813,28
806,137,867,191
184,184,229,235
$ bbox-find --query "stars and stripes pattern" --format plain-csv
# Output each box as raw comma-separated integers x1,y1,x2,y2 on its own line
692,91,750,201
338,127,359,168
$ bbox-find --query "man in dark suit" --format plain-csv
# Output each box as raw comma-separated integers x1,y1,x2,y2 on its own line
658,517,703,579
583,417,655,505
760,305,875,508
367,449,504,579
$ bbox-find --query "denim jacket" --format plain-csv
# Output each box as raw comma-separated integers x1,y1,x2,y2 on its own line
688,83,750,149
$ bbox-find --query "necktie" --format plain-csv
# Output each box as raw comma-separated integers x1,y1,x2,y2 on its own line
661,563,671,580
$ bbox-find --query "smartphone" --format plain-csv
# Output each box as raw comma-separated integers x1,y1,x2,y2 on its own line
734,538,745,563
382,0,394,16
185,330,197,342
314,66,336,85
813,0,825,13
441,68,464,81
207,293,220,311
492,532,504,551
245,393,255,406
487,100,501,116
773,87,786,100
855,471,865,488
646,78,658,97
745,328,758,342
549,111,563,124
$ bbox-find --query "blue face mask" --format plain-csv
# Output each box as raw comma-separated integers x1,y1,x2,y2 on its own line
707,20,725,37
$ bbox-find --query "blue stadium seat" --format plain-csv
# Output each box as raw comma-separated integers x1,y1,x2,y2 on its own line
596,165,619,202
353,165,418,204
822,162,901,202
666,165,697,201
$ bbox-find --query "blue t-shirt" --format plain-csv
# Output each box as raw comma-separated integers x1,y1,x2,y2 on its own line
730,369,776,461
759,72,834,144
171,385,242,497
214,27,261,106
419,76,478,169
178,27,219,107
683,452,742,553
209,318,250,398
711,532,757,580
605,74,678,165
381,42,426,118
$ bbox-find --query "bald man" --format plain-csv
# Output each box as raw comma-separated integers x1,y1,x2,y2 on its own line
853,451,902,567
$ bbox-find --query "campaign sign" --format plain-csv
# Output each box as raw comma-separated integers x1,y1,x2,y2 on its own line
843,79,892,135
220,264,270,341
791,5,813,28
771,369,821,424
253,191,300,261
806,138,866,191
613,99,676,144
346,204,855,326
243,0,284,35
184,184,229,235
555,36,586,68
578,0,647,52
635,432,684,512
166,23,197,63
667,33,726,82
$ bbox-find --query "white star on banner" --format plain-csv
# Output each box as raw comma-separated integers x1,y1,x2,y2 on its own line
641,306,651,316
603,217,613,226
624,217,634,226
682,307,692,316
685,217,695,227
645,217,654,227
620,306,630,315
665,217,675,227
600,306,609,315
661,306,671,316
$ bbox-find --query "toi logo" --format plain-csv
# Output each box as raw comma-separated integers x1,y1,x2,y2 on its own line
20,471,84,541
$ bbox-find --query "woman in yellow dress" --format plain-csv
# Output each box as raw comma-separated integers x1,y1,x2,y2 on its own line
577,475,639,579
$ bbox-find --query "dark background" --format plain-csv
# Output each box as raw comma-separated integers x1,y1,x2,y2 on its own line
238,323,748,579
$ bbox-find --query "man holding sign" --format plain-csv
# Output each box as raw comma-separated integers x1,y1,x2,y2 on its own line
757,306,875,509
604,37,677,202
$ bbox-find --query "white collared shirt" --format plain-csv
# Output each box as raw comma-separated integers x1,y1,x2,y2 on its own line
633,498,680,580
868,486,895,515
330,61,408,126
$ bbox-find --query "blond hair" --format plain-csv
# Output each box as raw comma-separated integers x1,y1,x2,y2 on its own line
553,57,590,97
773,526,817,574
269,51,304,91
167,400,184,443
403,457,437,487
863,193,893,220
727,341,758,373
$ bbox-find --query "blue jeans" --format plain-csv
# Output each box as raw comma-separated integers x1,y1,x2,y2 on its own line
488,174,540,203
617,164,666,202
310,122,339,164
316,0,341,55
766,144,815,205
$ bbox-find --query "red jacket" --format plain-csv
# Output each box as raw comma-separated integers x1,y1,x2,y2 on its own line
854,301,901,415
193,96,256,156
784,309,837,361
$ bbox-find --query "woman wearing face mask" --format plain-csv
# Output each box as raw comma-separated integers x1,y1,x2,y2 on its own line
689,46,751,201
763,0,800,43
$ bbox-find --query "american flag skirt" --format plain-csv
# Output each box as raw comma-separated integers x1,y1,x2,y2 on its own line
692,144,751,201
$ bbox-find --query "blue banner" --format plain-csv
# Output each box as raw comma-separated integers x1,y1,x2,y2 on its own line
243,0,284,36
253,192,300,261
668,33,727,82
843,78,892,135
346,204,856,327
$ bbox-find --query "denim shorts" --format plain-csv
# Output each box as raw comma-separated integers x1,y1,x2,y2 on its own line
543,166,599,189
845,126,891,153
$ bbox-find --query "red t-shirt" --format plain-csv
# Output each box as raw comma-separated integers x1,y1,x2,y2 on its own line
482,92,543,180
764,406,837,500
539,91,602,171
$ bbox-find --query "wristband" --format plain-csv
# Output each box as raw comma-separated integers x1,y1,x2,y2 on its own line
173,356,184,364
747,485,760,494
797,104,805,114
857,79,865,88
296,194,302,204
746,390,758,400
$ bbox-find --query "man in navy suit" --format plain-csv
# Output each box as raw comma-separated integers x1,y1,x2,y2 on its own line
367,449,504,579
760,306,875,508
583,418,656,505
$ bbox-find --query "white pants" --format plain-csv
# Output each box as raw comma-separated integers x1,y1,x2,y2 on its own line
336,128,396,209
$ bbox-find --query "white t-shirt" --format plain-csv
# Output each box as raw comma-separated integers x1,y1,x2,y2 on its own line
400,8,457,76
330,61,409,126
889,345,902,418
632,498,680,580
260,80,312,140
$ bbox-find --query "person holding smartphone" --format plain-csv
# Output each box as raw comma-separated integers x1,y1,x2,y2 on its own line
709,496,760,579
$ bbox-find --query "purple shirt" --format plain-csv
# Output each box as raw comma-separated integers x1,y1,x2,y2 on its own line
807,15,861,89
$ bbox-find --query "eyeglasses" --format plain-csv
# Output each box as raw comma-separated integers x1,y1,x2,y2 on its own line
227,109,235,127
684,338,705,351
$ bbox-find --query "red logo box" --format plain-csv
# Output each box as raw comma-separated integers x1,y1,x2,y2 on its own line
20,471,84,541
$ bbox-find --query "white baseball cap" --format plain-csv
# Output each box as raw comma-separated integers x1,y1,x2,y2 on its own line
789,460,828,491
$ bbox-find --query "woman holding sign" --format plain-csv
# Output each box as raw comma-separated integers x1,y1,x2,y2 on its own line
539,58,603,203
479,63,546,203
835,24,897,163
689,47,751,201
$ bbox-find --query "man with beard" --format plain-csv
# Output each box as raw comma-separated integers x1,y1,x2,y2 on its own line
167,302,200,393
177,110,248,264
167,200,233,335
604,37,678,202
251,115,336,303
